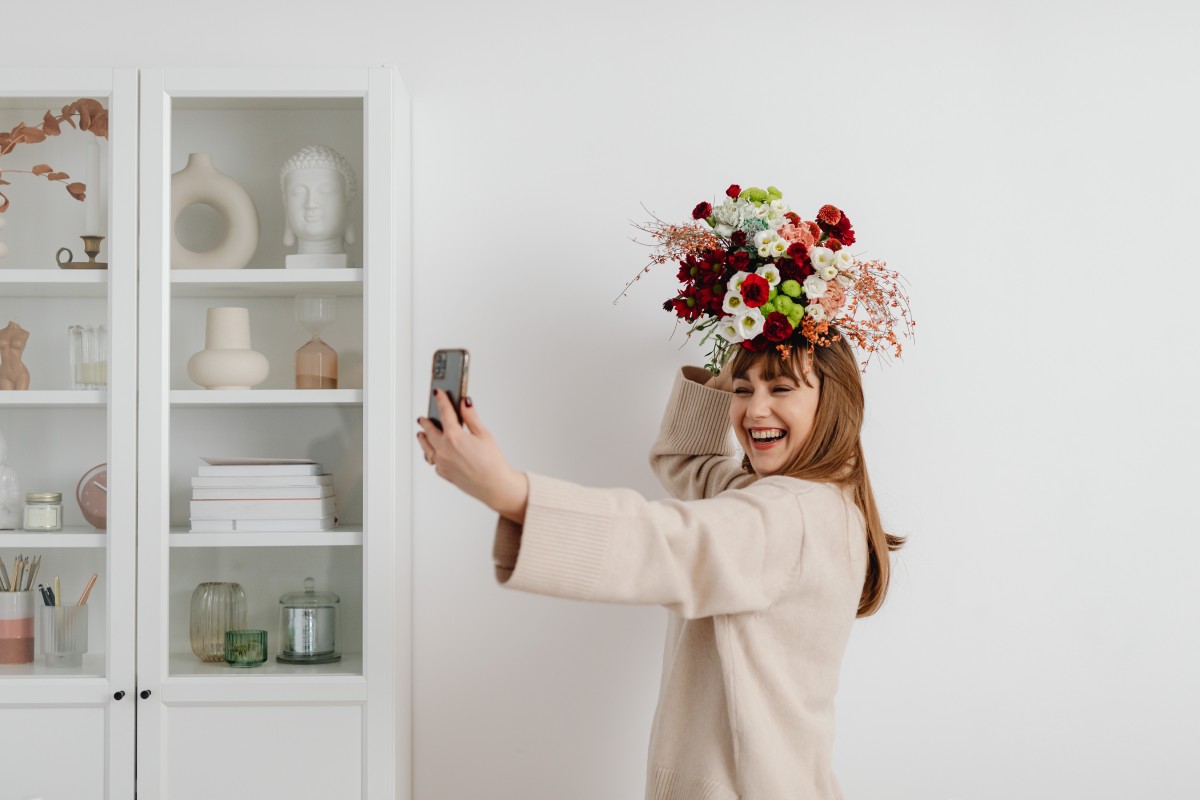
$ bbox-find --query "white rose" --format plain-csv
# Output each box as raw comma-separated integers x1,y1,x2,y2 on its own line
836,273,854,289
817,264,839,282
735,307,766,340
810,246,836,273
755,264,781,288
835,249,854,270
805,303,827,322
750,202,772,221
711,202,744,238
717,318,742,343
722,291,745,315
727,270,752,293
802,274,828,299
770,198,790,216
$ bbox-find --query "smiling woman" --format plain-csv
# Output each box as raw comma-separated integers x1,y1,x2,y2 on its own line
416,323,906,798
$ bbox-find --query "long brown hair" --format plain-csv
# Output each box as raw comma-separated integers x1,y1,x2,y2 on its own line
729,335,904,617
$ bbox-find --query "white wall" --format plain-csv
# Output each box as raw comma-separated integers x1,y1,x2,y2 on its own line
5,1,1199,797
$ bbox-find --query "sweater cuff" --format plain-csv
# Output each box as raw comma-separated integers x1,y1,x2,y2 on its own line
657,367,736,457
492,473,612,600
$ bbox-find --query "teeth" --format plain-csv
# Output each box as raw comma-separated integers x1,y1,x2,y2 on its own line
750,429,786,441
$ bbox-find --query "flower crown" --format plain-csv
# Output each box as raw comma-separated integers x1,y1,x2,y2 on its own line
627,184,914,373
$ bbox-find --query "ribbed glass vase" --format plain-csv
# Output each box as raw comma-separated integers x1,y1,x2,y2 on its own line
189,582,247,662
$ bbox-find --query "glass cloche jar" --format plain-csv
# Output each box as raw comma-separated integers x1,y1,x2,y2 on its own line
277,577,341,664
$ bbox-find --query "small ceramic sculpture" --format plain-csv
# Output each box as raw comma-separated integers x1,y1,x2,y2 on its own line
0,321,30,390
171,153,260,269
186,307,269,390
280,145,357,269
0,429,20,529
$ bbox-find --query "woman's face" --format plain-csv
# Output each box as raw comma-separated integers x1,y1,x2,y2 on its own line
730,358,821,476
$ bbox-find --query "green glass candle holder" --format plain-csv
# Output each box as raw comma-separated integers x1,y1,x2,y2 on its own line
224,629,268,668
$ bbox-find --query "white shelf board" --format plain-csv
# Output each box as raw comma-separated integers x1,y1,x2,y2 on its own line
0,269,108,297
167,651,364,680
170,389,362,407
0,390,106,407
170,268,364,297
0,653,106,680
169,527,363,547
0,528,107,548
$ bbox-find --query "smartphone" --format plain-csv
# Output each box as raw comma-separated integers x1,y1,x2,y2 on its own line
428,348,470,430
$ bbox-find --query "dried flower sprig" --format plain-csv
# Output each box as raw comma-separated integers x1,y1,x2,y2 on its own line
0,98,109,213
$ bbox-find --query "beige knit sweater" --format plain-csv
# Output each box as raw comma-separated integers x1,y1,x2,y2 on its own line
493,367,868,799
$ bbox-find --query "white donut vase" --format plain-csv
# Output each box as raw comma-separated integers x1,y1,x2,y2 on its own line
171,153,260,269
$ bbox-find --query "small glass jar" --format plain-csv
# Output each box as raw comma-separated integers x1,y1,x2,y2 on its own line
224,629,268,668
23,492,63,531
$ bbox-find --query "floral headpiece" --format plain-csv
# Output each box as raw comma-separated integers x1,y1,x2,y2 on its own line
625,184,914,373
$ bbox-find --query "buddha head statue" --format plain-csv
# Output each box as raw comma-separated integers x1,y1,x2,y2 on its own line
280,145,358,255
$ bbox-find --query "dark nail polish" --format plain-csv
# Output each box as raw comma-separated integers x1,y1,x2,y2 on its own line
464,396,473,408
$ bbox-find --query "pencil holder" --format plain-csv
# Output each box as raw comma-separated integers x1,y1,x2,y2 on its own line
0,591,35,664
39,604,89,668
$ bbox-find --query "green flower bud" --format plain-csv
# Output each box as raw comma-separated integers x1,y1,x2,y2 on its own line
768,288,778,301
760,301,777,316
775,296,795,315
689,267,698,277
788,308,804,328
686,297,696,308
781,280,802,298
767,186,782,200
741,187,769,204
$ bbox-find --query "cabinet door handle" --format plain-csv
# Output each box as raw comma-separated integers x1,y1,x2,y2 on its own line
139,690,152,699
113,691,126,701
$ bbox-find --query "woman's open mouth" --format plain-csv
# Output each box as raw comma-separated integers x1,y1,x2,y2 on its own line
748,428,787,450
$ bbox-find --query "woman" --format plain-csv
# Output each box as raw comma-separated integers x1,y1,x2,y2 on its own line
416,332,904,800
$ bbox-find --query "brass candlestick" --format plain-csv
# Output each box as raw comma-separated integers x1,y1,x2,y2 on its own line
56,235,108,270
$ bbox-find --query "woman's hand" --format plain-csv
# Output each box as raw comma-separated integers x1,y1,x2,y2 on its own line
417,390,529,524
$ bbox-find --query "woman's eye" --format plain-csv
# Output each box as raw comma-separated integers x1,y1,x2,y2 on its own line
733,388,751,396
772,386,792,394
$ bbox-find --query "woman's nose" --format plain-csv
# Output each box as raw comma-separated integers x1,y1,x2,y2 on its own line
747,391,771,418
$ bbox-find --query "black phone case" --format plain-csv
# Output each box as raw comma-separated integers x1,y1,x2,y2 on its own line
429,349,469,430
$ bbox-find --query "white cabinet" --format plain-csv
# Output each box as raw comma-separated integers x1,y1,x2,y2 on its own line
0,67,138,800
0,67,412,799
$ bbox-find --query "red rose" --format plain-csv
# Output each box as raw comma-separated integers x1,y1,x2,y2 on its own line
727,251,751,271
836,214,855,246
786,242,809,265
726,184,741,198
741,336,770,352
692,201,712,220
740,273,770,308
779,258,812,283
817,204,842,225
763,312,793,343
730,230,748,247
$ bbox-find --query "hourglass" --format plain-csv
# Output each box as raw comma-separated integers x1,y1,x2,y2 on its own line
294,295,338,389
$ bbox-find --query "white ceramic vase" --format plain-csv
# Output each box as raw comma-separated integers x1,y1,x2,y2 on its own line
171,153,259,269
186,307,269,390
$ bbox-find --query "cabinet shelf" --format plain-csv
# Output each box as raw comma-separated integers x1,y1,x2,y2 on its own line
170,389,362,406
0,270,108,298
169,527,363,547
170,268,364,297
167,651,363,681
0,653,106,680
0,528,107,548
0,390,106,407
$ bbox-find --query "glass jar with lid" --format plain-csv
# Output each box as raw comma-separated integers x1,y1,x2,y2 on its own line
24,492,63,531
277,577,341,664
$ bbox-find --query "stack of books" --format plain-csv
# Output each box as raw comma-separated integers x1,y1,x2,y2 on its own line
189,458,336,532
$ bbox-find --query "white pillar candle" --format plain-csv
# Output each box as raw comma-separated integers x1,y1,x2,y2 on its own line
85,139,101,234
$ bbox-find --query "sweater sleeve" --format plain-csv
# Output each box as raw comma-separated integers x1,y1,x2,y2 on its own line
492,473,811,619
648,366,755,500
